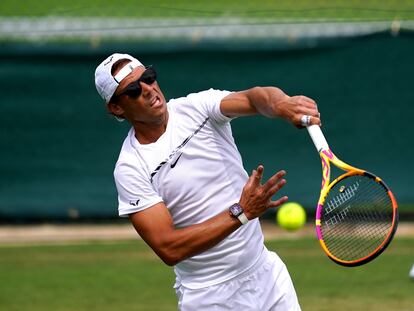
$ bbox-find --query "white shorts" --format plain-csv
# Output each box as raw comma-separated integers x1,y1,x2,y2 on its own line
175,249,301,311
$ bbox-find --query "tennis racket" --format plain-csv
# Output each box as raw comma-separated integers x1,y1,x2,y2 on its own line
307,125,398,267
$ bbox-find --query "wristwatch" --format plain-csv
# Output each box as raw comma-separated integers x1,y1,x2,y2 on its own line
229,203,249,225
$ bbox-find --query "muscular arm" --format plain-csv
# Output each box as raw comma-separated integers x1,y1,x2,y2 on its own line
129,202,241,266
220,86,321,127
129,167,287,266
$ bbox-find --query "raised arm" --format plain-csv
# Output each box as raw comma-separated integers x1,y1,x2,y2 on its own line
220,86,321,127
129,166,287,266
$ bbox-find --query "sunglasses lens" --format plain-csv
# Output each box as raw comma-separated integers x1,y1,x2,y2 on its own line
125,87,142,98
141,67,157,85
117,67,157,99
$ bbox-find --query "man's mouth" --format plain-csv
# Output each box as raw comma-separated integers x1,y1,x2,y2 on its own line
150,96,162,108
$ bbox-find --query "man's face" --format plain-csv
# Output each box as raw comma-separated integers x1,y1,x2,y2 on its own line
109,65,167,124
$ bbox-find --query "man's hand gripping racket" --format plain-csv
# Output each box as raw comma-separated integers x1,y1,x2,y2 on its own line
306,124,398,267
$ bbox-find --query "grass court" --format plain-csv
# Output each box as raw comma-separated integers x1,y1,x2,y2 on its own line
0,234,412,311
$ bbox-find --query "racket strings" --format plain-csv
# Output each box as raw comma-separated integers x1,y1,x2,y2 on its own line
325,191,391,258
321,175,393,262
324,194,391,259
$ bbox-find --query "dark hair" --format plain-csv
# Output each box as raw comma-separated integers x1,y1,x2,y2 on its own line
111,58,132,76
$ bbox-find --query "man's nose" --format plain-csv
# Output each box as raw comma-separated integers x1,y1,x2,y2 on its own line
140,81,154,95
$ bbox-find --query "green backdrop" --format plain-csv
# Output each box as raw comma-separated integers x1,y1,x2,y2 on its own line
0,31,412,221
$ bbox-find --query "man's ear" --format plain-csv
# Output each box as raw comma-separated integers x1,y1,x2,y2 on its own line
106,102,124,118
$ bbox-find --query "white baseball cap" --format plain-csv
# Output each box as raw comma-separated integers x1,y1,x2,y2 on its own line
94,53,143,103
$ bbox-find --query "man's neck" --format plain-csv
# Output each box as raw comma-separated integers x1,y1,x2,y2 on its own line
133,113,169,144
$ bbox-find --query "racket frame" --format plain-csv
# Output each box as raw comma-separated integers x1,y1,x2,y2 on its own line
307,125,398,266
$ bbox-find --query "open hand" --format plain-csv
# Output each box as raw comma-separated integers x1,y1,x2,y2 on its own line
239,165,288,220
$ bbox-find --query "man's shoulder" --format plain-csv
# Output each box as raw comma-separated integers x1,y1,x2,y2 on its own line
186,88,231,100
114,148,144,181
114,130,139,170
168,89,231,112
169,89,230,103
167,89,233,125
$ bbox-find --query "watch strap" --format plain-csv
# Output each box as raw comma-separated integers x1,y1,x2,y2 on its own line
237,213,249,225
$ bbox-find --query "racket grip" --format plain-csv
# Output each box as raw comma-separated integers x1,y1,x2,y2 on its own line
307,125,329,152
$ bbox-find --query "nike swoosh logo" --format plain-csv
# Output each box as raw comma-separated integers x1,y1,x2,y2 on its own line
170,153,183,168
104,56,114,66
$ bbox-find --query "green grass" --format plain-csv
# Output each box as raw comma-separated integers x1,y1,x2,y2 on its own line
0,241,177,311
274,237,414,311
0,236,413,311
0,0,414,20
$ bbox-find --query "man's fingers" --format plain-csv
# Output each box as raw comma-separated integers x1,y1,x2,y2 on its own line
267,178,287,198
262,170,286,192
245,165,264,188
297,104,319,118
289,96,321,128
310,115,321,126
268,196,289,208
256,165,264,176
300,95,316,104
294,95,317,107
297,114,321,128
293,96,319,115
253,165,264,185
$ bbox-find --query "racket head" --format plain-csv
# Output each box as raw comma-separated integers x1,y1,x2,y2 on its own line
316,170,398,267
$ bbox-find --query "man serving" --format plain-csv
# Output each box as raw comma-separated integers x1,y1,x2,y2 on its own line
94,53,320,310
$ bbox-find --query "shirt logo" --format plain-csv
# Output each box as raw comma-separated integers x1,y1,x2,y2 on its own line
104,56,114,66
129,199,140,206
170,153,183,168
150,117,209,182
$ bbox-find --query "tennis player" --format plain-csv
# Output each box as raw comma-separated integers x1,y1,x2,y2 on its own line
94,53,320,311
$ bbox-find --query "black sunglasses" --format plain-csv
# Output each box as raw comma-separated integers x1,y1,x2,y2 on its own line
112,66,157,101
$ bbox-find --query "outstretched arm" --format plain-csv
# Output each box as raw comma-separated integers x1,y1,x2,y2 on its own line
220,86,321,127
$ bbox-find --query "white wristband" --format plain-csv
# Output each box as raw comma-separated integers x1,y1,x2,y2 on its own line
237,213,249,225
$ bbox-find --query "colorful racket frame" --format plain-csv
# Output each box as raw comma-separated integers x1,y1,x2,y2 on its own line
307,125,399,266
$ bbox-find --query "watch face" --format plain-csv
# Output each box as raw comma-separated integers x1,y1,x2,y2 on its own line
229,203,243,217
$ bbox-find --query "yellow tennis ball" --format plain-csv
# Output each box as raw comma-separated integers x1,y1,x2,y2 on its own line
277,202,306,231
